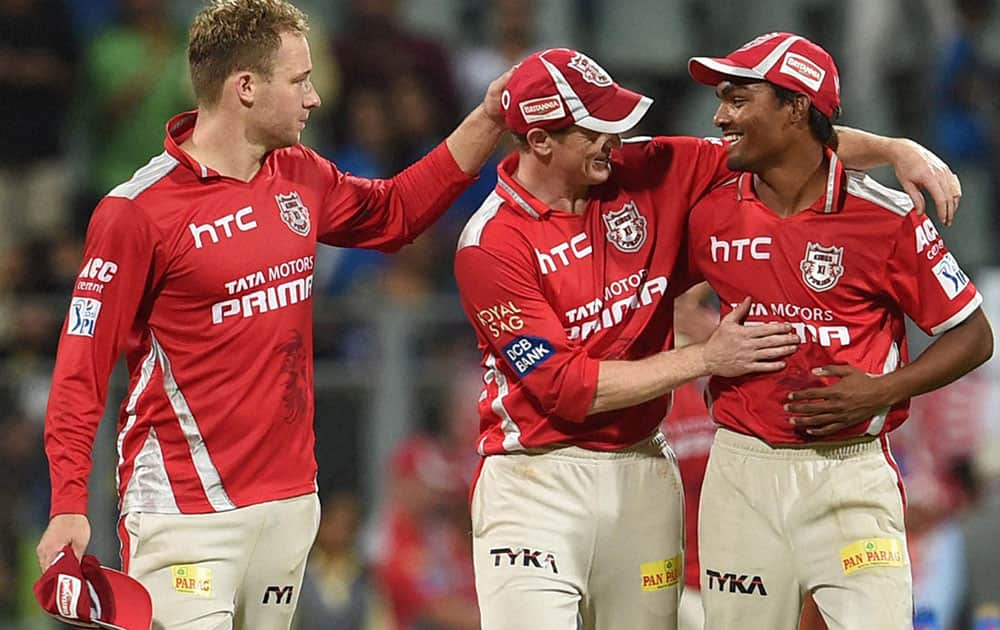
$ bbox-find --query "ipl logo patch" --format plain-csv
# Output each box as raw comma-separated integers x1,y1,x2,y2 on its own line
603,201,648,253
275,191,311,237
567,52,612,87
799,241,844,292
67,297,102,337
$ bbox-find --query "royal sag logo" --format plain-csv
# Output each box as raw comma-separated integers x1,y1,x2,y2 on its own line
603,201,648,253
275,191,310,237
567,52,612,87
799,241,844,292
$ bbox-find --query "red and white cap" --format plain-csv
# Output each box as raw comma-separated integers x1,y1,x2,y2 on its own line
34,545,153,630
688,32,840,118
503,48,653,135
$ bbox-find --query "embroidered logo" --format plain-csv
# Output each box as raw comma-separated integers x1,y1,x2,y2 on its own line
275,192,310,237
603,201,648,253
799,241,844,292
567,52,612,87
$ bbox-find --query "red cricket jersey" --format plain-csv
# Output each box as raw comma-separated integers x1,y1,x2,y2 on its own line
686,150,982,445
454,137,730,454
45,111,475,516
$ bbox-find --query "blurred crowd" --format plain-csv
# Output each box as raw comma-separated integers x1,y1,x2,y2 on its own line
3,0,1000,628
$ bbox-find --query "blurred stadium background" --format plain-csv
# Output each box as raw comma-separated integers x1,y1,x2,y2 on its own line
3,0,1000,628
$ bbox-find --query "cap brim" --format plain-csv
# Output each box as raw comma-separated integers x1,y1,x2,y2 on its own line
94,568,152,630
575,87,653,134
688,56,765,86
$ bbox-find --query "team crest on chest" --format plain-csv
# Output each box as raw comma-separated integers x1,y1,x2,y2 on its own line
603,201,648,253
568,52,613,87
799,241,844,292
275,191,311,237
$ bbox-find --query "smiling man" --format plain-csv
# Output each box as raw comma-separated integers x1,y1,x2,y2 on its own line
452,45,968,630
684,32,993,629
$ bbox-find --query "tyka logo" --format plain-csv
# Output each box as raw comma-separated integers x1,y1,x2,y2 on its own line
262,585,294,605
490,547,559,574
705,569,768,596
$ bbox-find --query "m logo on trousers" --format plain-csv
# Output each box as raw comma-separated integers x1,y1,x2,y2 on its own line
262,585,294,604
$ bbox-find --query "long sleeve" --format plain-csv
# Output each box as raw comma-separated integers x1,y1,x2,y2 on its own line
45,197,161,516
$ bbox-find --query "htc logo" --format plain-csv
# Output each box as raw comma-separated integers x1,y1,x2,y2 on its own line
536,233,592,275
710,235,772,262
189,206,257,249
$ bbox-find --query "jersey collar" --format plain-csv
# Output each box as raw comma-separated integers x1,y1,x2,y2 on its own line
163,111,222,181
737,146,847,214
494,152,554,219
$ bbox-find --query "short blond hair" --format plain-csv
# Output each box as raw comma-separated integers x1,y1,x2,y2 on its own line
188,0,309,107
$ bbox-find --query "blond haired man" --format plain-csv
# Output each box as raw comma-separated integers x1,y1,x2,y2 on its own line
36,1,508,627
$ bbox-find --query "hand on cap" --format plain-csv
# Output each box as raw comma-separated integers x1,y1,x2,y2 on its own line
892,139,961,226
482,67,514,125
37,514,91,571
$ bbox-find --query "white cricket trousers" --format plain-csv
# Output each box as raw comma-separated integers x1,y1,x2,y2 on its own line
120,493,320,630
699,429,912,630
472,433,685,630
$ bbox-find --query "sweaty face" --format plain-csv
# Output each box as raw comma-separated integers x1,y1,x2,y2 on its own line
712,81,794,172
548,126,622,188
249,31,322,150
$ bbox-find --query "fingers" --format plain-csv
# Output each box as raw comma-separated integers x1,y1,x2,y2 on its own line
947,172,962,226
802,420,849,436
723,297,751,324
810,364,853,377
752,331,800,348
755,343,799,360
36,541,60,572
901,180,925,216
743,360,788,373
787,388,823,401
924,171,950,223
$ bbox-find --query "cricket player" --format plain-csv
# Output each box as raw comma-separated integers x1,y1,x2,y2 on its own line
454,47,965,630
35,1,510,628
685,32,994,629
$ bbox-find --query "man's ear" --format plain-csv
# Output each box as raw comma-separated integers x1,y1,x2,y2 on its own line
234,71,256,107
525,128,553,156
791,94,812,124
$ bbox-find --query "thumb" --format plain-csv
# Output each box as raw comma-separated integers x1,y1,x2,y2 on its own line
723,297,752,324
901,180,926,216
812,364,852,377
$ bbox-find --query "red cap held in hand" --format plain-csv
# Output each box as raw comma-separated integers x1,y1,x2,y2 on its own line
34,545,152,630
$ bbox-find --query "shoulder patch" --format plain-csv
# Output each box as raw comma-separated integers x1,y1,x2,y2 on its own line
107,152,180,200
457,192,504,250
845,171,913,217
